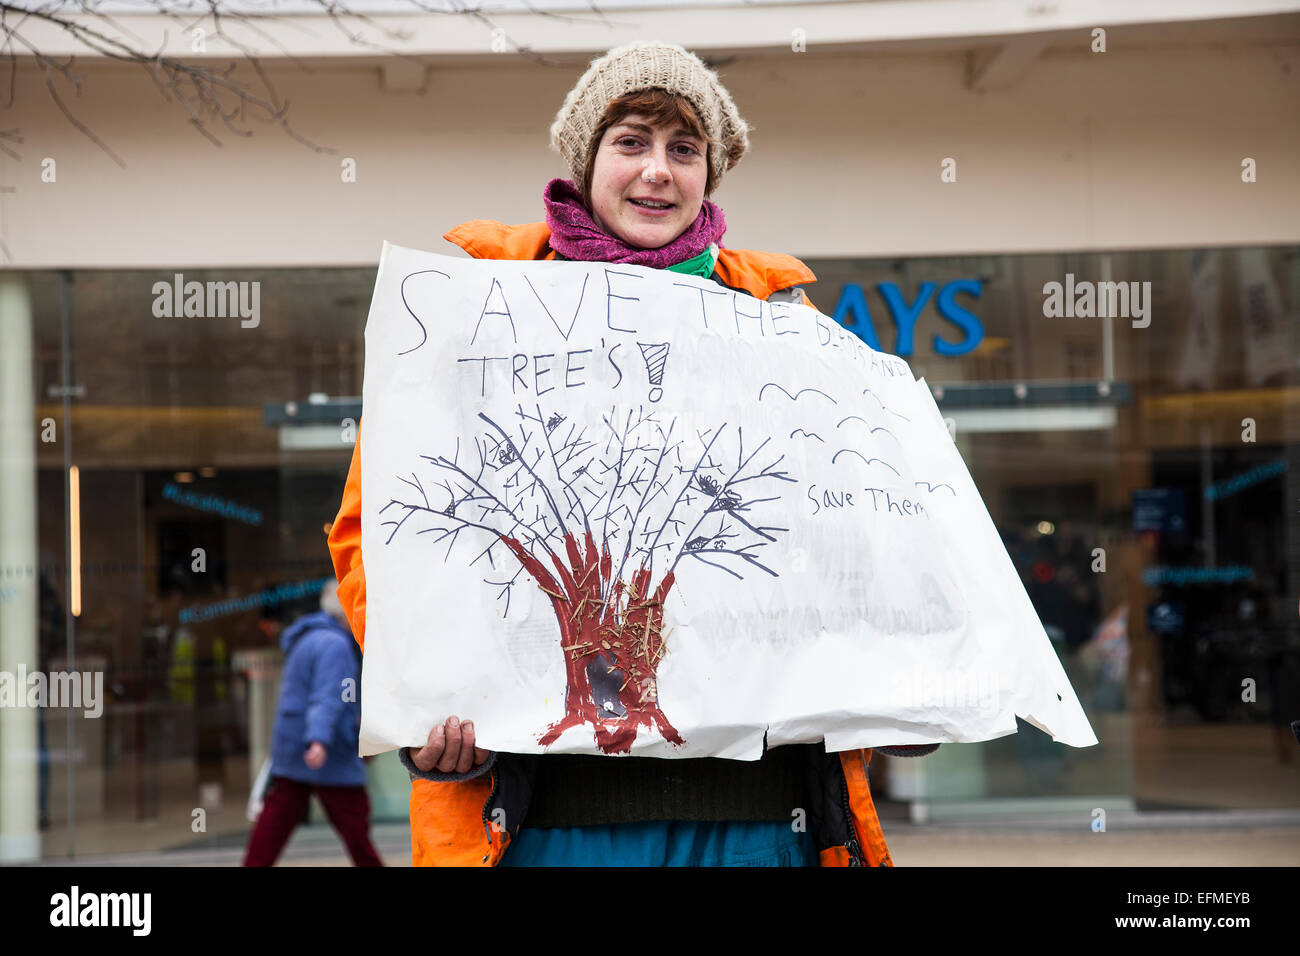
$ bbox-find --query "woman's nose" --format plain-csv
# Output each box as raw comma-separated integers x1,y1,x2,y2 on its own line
640,152,671,185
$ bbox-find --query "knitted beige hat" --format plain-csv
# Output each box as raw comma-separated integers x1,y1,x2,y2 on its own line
549,42,750,191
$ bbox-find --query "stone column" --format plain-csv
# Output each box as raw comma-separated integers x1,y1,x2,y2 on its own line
0,274,40,862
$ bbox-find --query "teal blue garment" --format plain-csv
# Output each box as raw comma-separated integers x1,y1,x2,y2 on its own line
499,820,819,867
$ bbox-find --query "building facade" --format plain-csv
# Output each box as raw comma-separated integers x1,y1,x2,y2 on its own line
1,0,1298,860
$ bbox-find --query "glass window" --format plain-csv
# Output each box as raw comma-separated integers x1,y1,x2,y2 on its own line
803,247,1299,812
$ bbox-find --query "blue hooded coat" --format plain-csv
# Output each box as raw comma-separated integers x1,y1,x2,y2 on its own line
269,611,367,787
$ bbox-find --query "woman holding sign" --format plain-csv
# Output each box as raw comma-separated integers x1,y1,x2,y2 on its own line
329,41,935,867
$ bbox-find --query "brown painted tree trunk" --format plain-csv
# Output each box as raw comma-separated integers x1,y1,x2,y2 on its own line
501,530,683,754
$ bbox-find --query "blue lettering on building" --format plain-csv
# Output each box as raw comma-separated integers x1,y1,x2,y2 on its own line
832,279,985,357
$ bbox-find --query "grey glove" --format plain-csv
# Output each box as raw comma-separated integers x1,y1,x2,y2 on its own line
398,746,498,782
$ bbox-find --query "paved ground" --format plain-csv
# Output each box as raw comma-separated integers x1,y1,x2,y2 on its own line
31,815,1300,867
885,825,1300,866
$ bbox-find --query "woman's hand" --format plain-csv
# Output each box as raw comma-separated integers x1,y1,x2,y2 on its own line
304,741,328,769
410,716,491,774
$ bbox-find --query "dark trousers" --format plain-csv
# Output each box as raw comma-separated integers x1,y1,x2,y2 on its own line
243,776,384,867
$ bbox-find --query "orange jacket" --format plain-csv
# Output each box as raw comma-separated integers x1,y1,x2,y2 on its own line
328,219,895,867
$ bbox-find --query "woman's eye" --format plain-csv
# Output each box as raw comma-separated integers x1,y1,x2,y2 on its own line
615,137,642,149
673,144,701,157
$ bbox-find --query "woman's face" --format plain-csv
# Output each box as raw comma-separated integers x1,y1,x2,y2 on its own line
588,112,708,249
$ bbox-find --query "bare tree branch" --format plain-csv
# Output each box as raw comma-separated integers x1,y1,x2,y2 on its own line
0,0,599,164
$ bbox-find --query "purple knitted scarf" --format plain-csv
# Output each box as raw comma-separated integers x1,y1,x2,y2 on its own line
543,177,726,268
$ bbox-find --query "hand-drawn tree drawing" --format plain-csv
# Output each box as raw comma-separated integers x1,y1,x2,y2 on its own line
379,403,796,754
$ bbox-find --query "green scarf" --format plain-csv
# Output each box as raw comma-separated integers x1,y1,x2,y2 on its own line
665,243,719,279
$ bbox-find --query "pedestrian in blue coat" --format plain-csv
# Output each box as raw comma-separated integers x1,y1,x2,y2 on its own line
243,582,383,866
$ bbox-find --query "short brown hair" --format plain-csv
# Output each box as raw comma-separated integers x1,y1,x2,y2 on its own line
579,88,715,205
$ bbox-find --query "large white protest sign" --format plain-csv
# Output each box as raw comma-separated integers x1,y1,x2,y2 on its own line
357,242,1098,758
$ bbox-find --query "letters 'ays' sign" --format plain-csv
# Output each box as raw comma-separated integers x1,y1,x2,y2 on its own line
357,243,1097,759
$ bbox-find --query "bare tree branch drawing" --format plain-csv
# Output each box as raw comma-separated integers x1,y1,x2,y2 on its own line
380,402,797,753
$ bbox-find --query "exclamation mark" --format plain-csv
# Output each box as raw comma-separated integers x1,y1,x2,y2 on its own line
637,342,670,403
